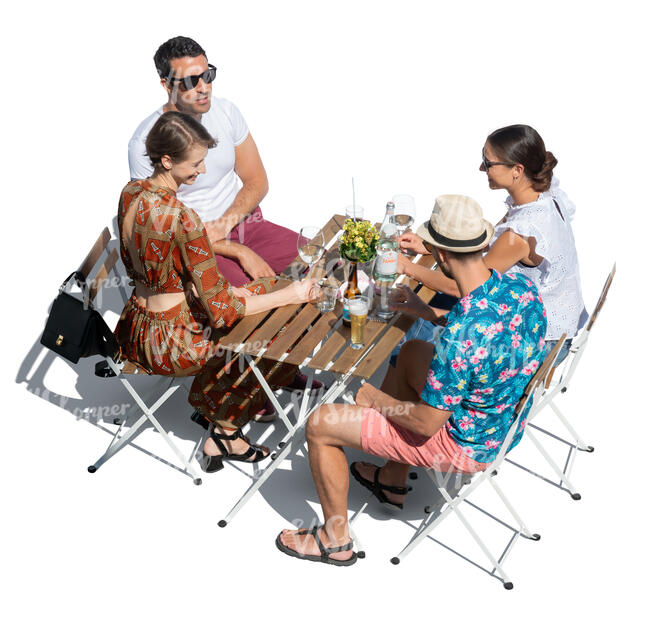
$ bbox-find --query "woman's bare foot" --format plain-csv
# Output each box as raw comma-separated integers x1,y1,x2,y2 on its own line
278,527,353,562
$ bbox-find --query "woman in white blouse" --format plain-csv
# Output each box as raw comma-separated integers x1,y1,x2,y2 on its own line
398,124,587,363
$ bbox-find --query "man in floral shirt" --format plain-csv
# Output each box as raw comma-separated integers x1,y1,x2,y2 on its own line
420,266,546,462
276,195,547,567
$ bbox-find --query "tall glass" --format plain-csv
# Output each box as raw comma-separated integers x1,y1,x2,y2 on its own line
392,194,416,256
349,295,369,350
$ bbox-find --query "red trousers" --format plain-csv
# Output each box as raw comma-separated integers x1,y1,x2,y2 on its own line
214,206,301,287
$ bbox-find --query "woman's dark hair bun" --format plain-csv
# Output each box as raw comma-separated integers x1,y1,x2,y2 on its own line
529,150,557,192
486,124,557,192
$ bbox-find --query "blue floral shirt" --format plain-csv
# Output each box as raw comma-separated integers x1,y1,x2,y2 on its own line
420,270,547,463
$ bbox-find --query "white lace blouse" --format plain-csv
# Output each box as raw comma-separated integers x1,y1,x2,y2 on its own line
491,177,588,340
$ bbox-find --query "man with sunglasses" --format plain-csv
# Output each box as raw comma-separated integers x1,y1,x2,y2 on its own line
128,36,301,287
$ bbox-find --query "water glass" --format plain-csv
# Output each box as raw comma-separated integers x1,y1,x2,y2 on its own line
374,282,397,320
317,278,338,312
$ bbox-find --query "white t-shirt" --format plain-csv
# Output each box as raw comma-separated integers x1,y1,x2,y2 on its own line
128,97,250,222
491,177,588,340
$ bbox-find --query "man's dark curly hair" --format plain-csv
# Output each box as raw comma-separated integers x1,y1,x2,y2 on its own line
153,36,207,80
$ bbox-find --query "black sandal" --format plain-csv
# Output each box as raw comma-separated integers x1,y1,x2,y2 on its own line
200,427,270,473
350,462,412,510
275,526,357,567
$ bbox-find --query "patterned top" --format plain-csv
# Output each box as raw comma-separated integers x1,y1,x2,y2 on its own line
492,176,588,340
118,179,248,330
420,270,547,463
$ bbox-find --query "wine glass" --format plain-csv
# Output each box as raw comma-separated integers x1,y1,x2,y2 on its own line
298,226,325,274
392,194,416,255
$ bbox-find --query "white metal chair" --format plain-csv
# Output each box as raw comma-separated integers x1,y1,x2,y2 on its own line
350,338,565,589
78,228,204,485
506,263,616,499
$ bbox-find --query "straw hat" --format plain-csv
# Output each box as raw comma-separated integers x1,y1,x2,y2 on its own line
416,194,494,253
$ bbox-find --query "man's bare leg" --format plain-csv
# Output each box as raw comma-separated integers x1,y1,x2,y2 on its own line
380,364,399,396
279,403,365,560
355,340,437,498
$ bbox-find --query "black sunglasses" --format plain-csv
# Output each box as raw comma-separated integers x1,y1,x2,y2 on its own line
167,64,217,92
481,149,515,171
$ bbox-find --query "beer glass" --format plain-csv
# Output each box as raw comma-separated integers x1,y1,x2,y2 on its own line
349,295,369,350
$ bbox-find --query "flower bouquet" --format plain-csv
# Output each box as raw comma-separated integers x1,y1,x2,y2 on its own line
339,218,379,262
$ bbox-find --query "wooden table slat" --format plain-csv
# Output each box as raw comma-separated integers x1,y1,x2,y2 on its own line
306,325,349,370
237,303,302,355
282,302,343,366
263,303,322,360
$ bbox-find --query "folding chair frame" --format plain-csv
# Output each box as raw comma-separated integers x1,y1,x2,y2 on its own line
506,263,616,500
350,338,566,589
79,228,205,485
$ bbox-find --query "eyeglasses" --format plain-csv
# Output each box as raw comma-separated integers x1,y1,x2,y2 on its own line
481,149,515,171
167,64,217,92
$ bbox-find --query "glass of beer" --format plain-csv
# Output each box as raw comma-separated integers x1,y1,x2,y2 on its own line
349,295,369,350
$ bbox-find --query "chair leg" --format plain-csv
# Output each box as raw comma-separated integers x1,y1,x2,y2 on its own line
525,427,581,500
390,498,458,565
438,488,514,589
88,414,149,472
549,400,594,452
89,377,202,485
487,474,540,541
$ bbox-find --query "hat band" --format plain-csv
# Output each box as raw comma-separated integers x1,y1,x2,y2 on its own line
428,221,488,248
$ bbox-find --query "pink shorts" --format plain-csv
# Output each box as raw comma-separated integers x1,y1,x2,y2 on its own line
360,408,489,474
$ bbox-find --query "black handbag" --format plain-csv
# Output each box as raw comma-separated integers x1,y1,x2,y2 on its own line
40,271,119,364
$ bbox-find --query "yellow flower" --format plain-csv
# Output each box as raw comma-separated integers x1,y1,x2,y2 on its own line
449,322,461,334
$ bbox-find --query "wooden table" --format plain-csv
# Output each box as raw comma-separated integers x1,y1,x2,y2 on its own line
221,213,438,381
217,213,439,526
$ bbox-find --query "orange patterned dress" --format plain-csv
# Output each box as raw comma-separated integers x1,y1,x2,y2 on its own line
114,179,295,428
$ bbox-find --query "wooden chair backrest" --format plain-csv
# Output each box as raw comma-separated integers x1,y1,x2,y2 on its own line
517,335,566,412
586,263,616,331
77,227,120,303
78,227,111,280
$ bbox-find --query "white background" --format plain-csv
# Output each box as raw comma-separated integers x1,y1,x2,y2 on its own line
1,1,646,623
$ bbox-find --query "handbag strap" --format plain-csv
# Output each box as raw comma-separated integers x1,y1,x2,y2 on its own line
59,271,92,307
92,308,120,359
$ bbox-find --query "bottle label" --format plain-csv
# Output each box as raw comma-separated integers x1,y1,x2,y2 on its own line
342,298,350,322
376,251,398,275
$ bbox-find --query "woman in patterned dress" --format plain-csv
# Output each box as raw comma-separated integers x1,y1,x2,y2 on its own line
115,111,317,472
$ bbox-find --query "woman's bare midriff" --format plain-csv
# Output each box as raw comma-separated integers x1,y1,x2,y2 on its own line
134,282,199,312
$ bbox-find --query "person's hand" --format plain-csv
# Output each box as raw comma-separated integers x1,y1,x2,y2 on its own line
231,286,255,299
237,246,276,280
355,381,379,409
390,284,431,318
204,217,233,244
399,232,428,255
286,278,318,303
397,252,413,276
